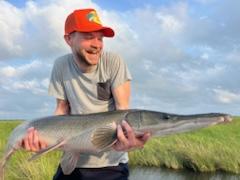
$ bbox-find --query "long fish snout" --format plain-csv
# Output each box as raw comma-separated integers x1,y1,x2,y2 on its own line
215,115,232,124
223,115,232,123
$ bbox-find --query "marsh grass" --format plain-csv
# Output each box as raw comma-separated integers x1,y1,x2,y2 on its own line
0,118,239,179
2,150,62,180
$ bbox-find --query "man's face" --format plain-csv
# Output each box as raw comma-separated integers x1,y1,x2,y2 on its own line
69,31,104,66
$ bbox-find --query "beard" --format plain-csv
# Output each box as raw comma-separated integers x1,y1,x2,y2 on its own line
75,47,101,67
75,50,92,66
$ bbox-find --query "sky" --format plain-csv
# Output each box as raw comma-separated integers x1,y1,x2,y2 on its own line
0,0,240,120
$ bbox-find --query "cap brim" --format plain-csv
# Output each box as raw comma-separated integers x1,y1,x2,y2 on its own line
66,26,115,37
99,27,115,37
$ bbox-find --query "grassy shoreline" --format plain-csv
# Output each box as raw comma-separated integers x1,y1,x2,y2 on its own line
0,118,239,179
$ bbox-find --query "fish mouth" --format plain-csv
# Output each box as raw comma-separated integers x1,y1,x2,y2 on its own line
177,115,233,127
217,115,232,123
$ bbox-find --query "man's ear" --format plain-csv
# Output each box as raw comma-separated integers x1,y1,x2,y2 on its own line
64,34,72,46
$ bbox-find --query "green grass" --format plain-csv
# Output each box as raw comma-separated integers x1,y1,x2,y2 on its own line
0,118,240,179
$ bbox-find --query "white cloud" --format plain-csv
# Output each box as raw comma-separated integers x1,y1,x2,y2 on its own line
41,78,50,89
194,0,217,4
0,59,51,96
213,89,240,104
0,59,53,119
0,66,17,77
155,13,183,33
201,53,209,59
2,78,47,95
12,80,41,91
226,50,240,64
0,1,24,59
0,60,48,78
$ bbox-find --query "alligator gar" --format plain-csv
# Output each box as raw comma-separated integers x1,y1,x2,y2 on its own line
0,109,231,178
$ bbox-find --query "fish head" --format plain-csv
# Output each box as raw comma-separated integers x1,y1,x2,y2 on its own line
137,111,232,136
125,110,171,126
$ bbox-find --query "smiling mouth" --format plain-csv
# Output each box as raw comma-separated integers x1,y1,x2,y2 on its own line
86,50,99,54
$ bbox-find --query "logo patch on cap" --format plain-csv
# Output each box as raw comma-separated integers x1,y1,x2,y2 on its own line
87,10,102,25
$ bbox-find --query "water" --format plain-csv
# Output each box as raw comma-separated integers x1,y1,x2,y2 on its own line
129,167,240,180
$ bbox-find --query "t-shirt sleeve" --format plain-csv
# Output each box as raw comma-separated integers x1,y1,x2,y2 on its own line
109,54,132,89
48,60,67,100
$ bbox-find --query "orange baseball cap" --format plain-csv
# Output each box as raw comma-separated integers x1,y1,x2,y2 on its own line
65,9,114,37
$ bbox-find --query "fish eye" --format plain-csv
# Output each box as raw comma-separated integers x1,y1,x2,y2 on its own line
163,114,171,120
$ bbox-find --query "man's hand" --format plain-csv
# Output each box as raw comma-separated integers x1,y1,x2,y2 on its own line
21,127,48,152
113,120,151,151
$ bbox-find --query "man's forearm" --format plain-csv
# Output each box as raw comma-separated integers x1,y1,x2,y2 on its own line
112,81,131,110
55,99,70,115
54,108,69,115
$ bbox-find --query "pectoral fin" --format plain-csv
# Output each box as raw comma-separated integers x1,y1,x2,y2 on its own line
91,122,117,150
60,151,79,175
28,138,65,161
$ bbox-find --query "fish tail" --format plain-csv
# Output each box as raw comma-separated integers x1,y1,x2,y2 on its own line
0,147,15,180
0,159,5,180
0,156,7,180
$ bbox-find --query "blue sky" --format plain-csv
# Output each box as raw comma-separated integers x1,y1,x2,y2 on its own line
1,0,240,119
9,0,175,10
92,0,173,11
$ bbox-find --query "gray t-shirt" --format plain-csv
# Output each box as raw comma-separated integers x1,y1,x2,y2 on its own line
48,51,132,168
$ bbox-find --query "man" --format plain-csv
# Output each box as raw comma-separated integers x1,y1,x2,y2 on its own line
22,9,150,179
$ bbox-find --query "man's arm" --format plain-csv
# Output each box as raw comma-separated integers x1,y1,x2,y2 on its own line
112,81,151,151
21,99,70,152
112,81,131,110
54,99,70,115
